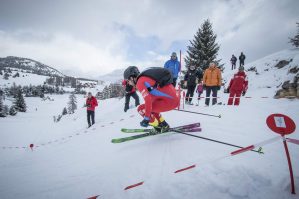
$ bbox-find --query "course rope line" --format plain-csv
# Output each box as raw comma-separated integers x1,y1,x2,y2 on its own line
0,114,137,150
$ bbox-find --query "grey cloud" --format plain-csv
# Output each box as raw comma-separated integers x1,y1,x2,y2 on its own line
0,0,298,74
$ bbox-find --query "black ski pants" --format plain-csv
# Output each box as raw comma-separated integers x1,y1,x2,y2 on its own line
240,60,244,67
87,110,95,126
186,85,196,102
124,92,140,112
205,86,218,106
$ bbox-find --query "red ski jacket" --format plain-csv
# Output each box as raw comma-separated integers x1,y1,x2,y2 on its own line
228,71,248,92
86,96,98,111
136,76,179,118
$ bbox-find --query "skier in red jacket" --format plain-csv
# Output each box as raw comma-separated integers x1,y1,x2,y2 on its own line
123,66,180,132
227,66,248,105
86,92,98,127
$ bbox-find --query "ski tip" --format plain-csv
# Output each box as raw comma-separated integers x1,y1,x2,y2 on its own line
111,139,122,143
257,147,264,154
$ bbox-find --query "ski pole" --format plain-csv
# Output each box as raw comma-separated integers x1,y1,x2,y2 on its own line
174,109,221,118
172,130,263,154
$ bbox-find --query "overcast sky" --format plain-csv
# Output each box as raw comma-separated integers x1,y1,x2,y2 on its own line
0,0,298,77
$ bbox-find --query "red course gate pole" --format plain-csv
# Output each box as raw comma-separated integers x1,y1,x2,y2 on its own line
282,135,296,194
266,113,296,194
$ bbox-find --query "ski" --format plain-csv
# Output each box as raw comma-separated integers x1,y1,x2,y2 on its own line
112,127,202,143
121,122,200,133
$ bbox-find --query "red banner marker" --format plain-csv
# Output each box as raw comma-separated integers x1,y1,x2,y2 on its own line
29,144,34,151
231,145,254,156
287,138,299,145
124,181,144,190
87,195,100,199
174,164,196,173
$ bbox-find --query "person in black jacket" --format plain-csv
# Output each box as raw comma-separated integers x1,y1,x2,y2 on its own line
239,52,246,67
184,65,203,105
230,54,237,70
122,79,140,112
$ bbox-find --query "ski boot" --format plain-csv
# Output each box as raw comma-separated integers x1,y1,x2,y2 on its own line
154,120,170,134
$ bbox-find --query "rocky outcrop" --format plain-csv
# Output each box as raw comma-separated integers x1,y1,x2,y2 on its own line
274,73,299,99
274,59,292,69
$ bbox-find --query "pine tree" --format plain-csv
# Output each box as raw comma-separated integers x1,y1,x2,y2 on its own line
185,19,222,71
0,97,6,117
289,22,299,48
62,107,67,115
14,89,27,112
9,106,17,116
67,93,77,114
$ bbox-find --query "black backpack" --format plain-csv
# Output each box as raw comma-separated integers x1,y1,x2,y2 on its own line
137,67,173,88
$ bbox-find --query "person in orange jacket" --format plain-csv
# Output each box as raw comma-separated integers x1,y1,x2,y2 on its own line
203,62,222,106
86,92,98,127
227,66,248,105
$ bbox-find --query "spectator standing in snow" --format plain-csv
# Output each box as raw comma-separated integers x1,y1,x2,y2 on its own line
227,66,248,105
123,66,179,132
230,54,237,70
86,92,98,127
196,80,204,105
184,65,202,105
203,62,222,106
164,52,181,87
239,52,246,67
122,79,140,112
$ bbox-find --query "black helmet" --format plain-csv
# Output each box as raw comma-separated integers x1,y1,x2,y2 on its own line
123,66,140,79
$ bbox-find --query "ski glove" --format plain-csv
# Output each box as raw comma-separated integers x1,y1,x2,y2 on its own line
217,86,221,90
140,117,150,127
203,84,206,90
242,91,246,96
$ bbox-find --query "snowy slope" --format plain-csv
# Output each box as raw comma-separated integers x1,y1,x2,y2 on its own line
0,49,299,199
0,70,49,87
223,48,299,98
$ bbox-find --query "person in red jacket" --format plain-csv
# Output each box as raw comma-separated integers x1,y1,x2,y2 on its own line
123,66,180,132
86,92,98,127
227,66,248,105
122,79,140,112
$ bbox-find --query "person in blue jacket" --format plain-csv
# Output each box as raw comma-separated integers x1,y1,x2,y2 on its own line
164,52,181,87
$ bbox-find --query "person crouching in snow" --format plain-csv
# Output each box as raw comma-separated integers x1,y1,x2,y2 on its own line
227,66,248,105
196,81,204,105
123,66,180,133
86,92,98,127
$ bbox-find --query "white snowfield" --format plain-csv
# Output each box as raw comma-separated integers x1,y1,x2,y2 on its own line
0,71,49,87
0,49,299,199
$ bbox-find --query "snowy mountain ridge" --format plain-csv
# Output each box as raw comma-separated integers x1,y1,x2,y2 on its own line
0,56,65,77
